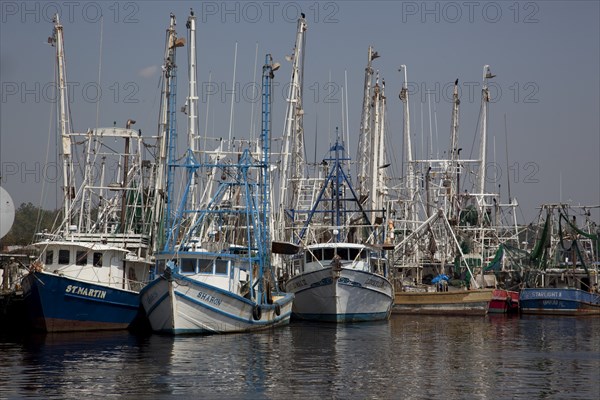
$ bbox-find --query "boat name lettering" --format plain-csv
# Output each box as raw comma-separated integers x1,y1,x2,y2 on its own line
288,279,307,290
531,291,562,298
197,291,222,306
65,285,107,299
365,278,384,288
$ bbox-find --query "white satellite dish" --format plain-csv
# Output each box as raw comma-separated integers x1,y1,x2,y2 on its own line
0,186,16,239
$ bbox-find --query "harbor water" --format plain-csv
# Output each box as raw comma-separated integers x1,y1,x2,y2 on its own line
1,315,599,399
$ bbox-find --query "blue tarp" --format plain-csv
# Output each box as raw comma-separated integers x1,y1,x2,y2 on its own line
431,274,450,284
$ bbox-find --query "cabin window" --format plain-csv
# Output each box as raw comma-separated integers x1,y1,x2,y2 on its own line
337,248,350,260
76,251,88,266
323,248,335,261
198,259,213,274
58,249,70,265
316,249,326,261
45,250,54,265
349,248,362,260
93,252,103,267
308,249,324,262
215,260,228,275
181,258,196,274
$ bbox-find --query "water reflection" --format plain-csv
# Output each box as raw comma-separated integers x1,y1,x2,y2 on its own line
1,316,598,399
1,331,161,399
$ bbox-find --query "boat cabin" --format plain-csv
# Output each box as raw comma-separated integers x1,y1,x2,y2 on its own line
38,242,148,291
288,243,387,276
156,248,259,298
542,267,599,292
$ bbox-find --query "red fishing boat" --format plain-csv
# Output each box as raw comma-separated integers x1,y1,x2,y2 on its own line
488,289,519,313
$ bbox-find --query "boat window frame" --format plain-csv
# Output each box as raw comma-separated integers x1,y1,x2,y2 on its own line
58,249,70,265
93,252,103,267
75,250,88,266
323,248,335,261
45,250,54,265
180,258,197,274
198,259,213,274
337,248,350,261
349,248,363,261
306,248,323,263
215,259,229,275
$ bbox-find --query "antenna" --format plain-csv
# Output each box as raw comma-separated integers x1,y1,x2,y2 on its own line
95,15,104,129
504,114,512,203
228,42,238,150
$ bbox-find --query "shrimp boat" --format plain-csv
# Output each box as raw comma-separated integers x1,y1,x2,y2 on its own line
140,12,293,334
488,289,519,314
280,141,395,322
271,24,393,322
391,67,526,315
21,15,160,332
520,204,600,315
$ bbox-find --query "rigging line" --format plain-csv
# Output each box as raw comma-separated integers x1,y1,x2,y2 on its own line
401,94,406,180
203,71,212,177
344,70,350,154
386,105,401,182
420,101,424,161
467,97,484,162
427,90,433,158
95,15,104,129
433,95,439,159
37,59,58,234
504,113,512,203
227,42,238,151
328,70,332,146
463,98,484,193
313,114,318,165
249,42,259,143
341,85,345,146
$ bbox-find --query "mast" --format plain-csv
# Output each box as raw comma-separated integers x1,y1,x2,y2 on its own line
120,119,135,233
369,73,385,221
261,54,279,283
371,75,380,217
159,13,184,251
357,46,379,200
478,65,494,195
449,79,460,219
49,14,72,232
399,65,415,225
186,10,199,209
377,79,387,217
277,14,307,241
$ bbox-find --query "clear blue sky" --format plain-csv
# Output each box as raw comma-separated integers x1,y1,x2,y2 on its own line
1,1,599,224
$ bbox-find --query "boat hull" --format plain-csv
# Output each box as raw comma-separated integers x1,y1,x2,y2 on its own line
21,271,141,332
140,272,294,334
393,289,494,315
488,289,520,314
520,288,600,315
285,268,393,322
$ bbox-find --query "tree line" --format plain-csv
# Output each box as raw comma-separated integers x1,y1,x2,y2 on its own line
1,203,61,248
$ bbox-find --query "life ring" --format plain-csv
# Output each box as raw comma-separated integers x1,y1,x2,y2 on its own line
252,305,262,321
274,303,281,316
